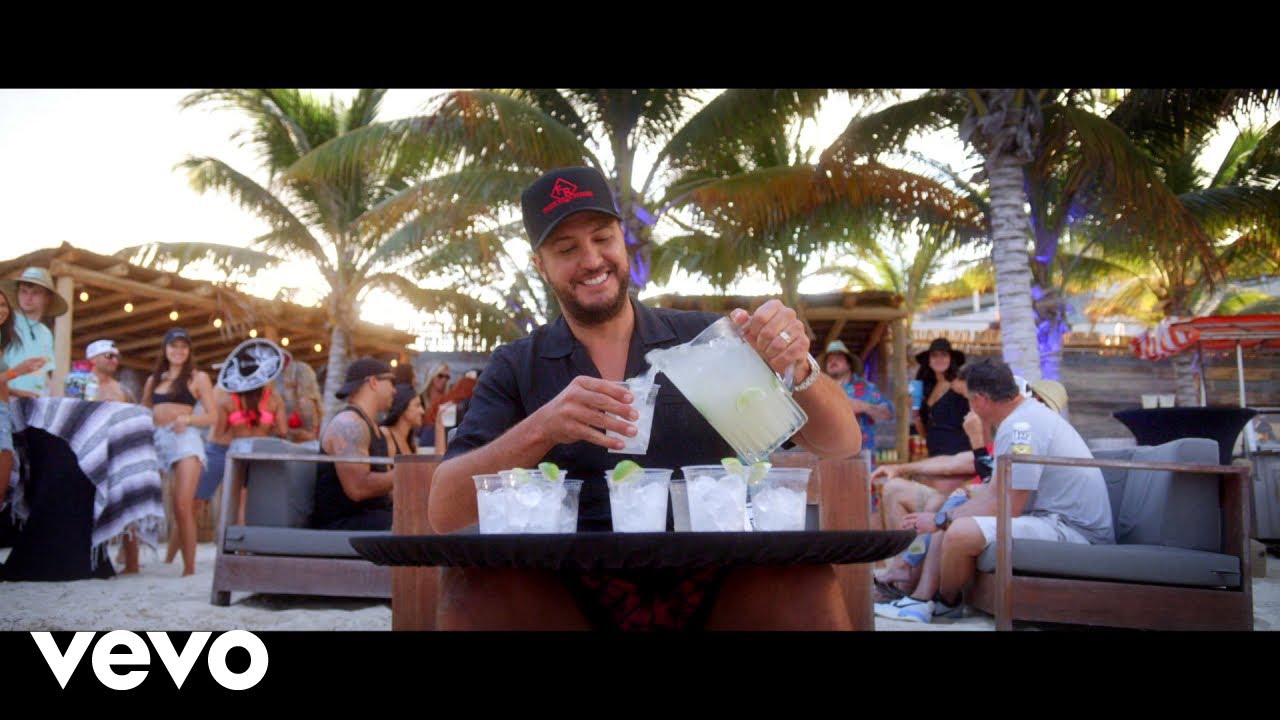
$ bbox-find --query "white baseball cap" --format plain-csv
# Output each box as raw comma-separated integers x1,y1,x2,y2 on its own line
86,339,118,359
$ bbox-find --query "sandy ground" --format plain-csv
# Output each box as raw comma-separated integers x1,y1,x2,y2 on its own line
0,543,391,631
3,543,1277,631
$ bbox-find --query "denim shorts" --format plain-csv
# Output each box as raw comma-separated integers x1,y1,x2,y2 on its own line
0,402,13,455
196,442,229,501
153,424,207,471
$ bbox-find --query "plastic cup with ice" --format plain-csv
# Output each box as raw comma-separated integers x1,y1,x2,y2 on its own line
606,379,660,455
605,460,672,532
679,460,755,532
747,466,811,531
474,463,582,533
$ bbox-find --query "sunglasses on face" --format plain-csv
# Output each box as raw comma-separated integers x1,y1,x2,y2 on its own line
375,374,396,383
437,374,451,380
101,353,120,361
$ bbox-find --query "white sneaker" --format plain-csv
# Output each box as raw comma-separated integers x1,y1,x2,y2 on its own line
873,596,933,623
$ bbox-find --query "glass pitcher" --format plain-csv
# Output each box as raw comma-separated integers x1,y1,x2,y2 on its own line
645,316,808,463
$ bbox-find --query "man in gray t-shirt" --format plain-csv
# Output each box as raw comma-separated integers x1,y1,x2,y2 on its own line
874,357,1114,624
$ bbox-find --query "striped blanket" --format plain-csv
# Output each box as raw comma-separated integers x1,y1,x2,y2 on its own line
7,397,165,561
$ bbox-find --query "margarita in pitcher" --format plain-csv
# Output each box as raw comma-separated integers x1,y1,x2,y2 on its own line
646,316,808,463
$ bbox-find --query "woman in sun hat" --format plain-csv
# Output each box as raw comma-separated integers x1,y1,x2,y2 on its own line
197,339,289,521
913,337,971,457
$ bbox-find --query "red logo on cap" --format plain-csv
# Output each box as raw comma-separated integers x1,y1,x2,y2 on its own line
543,178,594,214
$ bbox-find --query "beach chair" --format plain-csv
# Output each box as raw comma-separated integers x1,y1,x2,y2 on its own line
210,437,393,605
967,437,1252,630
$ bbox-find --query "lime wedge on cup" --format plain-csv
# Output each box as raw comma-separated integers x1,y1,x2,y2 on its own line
611,459,642,483
721,458,770,485
538,462,562,482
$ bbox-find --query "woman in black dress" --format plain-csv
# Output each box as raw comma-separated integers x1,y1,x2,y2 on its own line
912,338,971,457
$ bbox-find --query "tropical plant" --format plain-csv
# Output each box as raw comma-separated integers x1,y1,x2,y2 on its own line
120,89,534,418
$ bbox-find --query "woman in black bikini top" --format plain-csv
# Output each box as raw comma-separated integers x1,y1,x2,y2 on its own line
141,328,216,576
380,384,424,456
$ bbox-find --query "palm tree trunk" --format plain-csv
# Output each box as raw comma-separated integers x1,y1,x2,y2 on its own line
1172,349,1202,407
986,156,1042,380
322,324,351,423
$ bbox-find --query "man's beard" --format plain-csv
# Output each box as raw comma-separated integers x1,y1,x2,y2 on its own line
555,267,631,326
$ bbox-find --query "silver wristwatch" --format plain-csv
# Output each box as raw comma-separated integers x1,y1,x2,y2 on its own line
791,354,822,394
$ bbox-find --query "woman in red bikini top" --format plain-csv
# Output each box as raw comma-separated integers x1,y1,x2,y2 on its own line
213,339,288,442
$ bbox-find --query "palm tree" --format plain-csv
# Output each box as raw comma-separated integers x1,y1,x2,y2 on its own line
122,89,533,419
648,107,985,311
288,90,911,302
822,89,1220,381
1086,117,1280,404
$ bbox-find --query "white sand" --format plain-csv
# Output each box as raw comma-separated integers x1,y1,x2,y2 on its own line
0,543,392,631
4,543,1277,631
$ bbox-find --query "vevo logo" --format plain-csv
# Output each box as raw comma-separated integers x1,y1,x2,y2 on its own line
32,631,268,690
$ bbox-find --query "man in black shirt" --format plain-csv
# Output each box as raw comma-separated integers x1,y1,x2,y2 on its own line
313,357,397,530
430,166,862,630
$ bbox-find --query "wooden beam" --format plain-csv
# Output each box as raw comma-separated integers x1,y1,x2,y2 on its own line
51,260,227,313
113,322,229,355
860,321,888,361
150,274,172,288
892,318,910,456
52,274,75,397
103,263,130,276
73,299,173,333
803,307,909,322
74,292,133,316
823,319,847,349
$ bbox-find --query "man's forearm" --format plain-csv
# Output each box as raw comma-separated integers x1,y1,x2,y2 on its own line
900,451,976,478
429,414,557,534
792,375,862,458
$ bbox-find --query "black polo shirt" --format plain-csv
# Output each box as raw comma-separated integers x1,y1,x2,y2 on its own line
444,296,734,531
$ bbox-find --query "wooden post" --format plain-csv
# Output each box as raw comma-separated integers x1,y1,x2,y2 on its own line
892,317,909,457
51,274,75,397
392,455,440,631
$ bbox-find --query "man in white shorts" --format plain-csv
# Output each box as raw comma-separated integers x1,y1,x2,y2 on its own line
874,358,1113,623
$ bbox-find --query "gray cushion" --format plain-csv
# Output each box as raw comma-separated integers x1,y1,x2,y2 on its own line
1114,438,1220,550
234,437,320,528
223,525,390,558
977,539,1241,588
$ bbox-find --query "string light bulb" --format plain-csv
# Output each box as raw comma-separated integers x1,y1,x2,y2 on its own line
280,337,289,347
314,343,323,353
124,303,134,313
169,310,179,321
212,318,223,329
79,291,89,302
249,329,258,338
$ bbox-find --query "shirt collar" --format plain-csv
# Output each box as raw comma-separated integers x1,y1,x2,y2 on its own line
539,295,675,359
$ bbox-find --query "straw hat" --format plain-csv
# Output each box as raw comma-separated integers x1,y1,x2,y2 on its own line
13,266,68,317
217,338,289,393
1027,379,1069,415
818,339,863,376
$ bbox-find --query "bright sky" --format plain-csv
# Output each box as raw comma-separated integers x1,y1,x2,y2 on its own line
0,89,1255,350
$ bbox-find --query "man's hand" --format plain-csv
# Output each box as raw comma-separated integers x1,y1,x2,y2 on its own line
963,410,984,448
902,511,938,533
730,299,810,378
13,356,49,377
529,376,639,451
870,464,905,484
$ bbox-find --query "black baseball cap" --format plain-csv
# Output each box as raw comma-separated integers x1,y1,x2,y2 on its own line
164,328,192,346
334,357,393,399
521,166,623,250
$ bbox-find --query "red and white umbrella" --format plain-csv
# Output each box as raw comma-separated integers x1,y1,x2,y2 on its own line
1130,317,1199,360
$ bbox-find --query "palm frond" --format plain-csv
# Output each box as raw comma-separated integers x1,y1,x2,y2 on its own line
116,242,283,277
360,273,527,351
820,92,970,166
1211,290,1280,316
177,156,330,267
